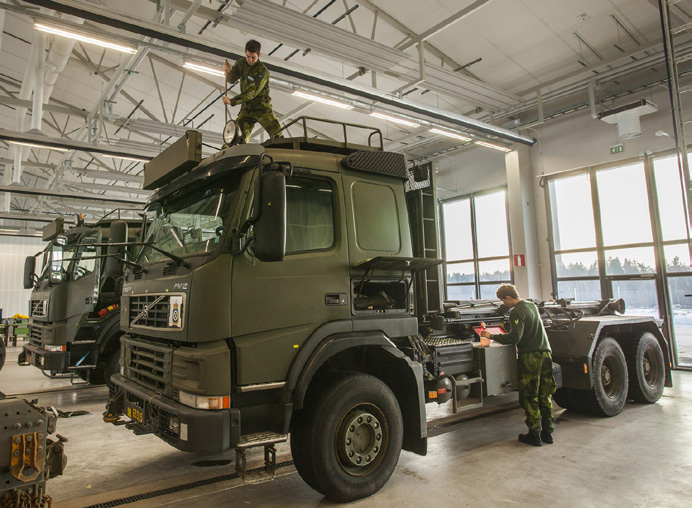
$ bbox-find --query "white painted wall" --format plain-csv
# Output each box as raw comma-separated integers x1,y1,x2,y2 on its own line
436,147,506,200
440,86,680,300
0,235,43,318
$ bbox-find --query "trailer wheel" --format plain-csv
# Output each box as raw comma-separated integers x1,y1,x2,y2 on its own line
291,372,403,502
627,332,665,404
584,337,628,417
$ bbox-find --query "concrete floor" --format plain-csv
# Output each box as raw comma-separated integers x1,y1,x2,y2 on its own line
1,342,691,508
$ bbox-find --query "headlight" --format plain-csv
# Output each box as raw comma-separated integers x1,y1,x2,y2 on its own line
44,345,66,352
179,391,230,410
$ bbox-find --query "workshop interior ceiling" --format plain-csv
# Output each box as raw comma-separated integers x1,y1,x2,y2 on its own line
0,0,689,234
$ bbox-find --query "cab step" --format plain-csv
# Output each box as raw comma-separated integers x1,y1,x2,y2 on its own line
235,432,287,483
237,432,287,449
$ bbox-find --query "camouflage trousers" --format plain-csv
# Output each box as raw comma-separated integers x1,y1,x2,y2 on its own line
518,351,556,433
237,106,284,143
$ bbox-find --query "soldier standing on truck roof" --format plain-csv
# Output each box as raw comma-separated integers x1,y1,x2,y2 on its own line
481,284,556,447
222,39,284,144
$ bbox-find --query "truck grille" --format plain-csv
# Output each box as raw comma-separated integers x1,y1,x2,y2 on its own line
129,294,172,328
29,325,43,346
30,299,47,317
123,337,174,396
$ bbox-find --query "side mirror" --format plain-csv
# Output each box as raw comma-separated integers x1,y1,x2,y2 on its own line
49,244,65,285
253,171,286,262
105,220,128,278
23,256,35,289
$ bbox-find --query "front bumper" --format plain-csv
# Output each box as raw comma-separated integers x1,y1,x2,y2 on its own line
110,374,240,453
21,343,69,372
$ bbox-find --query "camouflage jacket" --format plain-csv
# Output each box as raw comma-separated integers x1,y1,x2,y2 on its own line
226,59,272,110
490,300,551,354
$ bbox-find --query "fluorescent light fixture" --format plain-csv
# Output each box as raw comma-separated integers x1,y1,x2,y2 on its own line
292,90,353,110
9,141,68,152
370,112,420,128
183,61,225,77
429,128,472,142
34,23,137,54
474,140,513,152
102,154,149,163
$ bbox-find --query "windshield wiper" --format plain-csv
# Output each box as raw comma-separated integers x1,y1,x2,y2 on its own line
145,244,191,268
117,257,149,274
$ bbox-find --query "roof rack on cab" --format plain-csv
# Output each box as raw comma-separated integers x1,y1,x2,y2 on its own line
263,116,383,154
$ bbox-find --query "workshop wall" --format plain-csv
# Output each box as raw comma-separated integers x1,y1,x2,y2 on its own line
0,235,43,318
442,87,679,300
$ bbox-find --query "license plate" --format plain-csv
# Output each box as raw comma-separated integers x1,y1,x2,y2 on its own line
126,404,145,424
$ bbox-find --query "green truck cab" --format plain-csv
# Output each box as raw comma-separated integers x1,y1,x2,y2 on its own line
106,118,671,502
21,214,141,384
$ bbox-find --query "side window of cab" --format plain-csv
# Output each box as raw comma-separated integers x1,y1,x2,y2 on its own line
285,177,335,254
73,236,97,280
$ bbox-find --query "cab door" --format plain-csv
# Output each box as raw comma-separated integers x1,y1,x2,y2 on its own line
231,170,350,385
64,233,99,340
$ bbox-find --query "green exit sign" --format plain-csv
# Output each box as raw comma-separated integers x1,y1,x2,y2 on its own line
610,144,624,154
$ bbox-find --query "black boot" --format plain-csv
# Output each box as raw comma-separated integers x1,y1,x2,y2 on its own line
518,431,542,447
540,430,554,444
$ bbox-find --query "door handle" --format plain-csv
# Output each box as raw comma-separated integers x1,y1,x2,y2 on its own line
325,293,347,306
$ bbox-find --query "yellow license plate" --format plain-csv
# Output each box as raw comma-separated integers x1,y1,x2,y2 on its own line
127,405,145,423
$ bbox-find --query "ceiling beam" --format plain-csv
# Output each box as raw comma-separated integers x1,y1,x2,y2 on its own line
0,185,144,206
0,95,89,117
0,128,157,159
396,0,492,51
0,212,56,223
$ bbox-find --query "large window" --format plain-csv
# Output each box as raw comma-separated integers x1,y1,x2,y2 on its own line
547,153,692,369
442,189,512,300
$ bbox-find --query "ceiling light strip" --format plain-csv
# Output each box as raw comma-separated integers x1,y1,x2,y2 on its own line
293,91,353,110
34,23,137,54
370,112,420,128
429,128,472,142
474,140,513,152
9,140,68,152
183,61,225,77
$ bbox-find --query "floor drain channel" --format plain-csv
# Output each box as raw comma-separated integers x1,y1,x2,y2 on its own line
85,460,294,507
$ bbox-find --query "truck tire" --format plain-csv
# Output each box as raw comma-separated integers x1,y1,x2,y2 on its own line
0,341,5,372
291,372,403,502
88,348,120,386
583,337,628,417
553,387,585,412
626,332,665,404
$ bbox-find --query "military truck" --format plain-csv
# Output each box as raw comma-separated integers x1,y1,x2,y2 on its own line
105,118,671,502
21,214,141,384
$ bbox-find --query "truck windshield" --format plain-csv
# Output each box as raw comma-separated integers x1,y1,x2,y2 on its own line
137,178,240,264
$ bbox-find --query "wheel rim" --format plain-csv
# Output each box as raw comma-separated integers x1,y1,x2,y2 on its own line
601,356,623,399
643,346,660,388
336,404,387,476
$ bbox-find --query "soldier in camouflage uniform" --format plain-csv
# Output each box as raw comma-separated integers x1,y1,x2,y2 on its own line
223,40,283,144
481,284,556,446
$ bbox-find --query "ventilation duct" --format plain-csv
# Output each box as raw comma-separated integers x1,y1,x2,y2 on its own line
597,99,658,139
